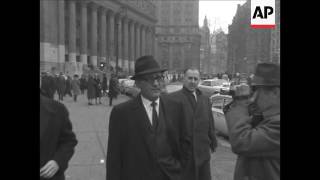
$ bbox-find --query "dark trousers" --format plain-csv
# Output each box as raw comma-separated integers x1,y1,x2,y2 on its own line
181,158,211,180
58,90,64,101
73,95,77,102
109,97,113,106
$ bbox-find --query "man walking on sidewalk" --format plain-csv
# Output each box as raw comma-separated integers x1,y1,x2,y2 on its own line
107,56,183,180
168,67,217,180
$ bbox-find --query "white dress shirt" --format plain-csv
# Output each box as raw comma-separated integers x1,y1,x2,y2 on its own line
141,95,160,125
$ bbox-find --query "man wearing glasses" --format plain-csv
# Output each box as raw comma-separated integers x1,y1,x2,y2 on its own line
224,63,280,180
106,56,183,180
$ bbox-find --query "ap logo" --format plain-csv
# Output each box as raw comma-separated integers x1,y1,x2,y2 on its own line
251,0,276,29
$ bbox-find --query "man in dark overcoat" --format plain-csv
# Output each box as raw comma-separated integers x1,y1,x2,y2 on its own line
224,63,280,180
56,73,66,101
107,74,119,106
168,68,217,180
40,94,77,180
106,56,183,180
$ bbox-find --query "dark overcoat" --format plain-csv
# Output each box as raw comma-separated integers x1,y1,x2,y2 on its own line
87,77,96,99
40,95,77,180
168,87,218,180
56,76,66,95
94,78,102,98
106,94,183,180
108,77,119,98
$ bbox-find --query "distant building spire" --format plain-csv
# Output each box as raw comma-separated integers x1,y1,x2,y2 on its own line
203,15,208,27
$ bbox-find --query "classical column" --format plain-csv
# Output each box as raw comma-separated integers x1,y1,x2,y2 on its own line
107,10,115,68
90,3,98,67
141,25,146,56
68,0,77,74
57,0,65,72
115,15,122,69
145,27,151,55
80,1,87,67
151,27,155,56
135,23,140,59
129,20,135,74
99,8,107,66
123,18,129,73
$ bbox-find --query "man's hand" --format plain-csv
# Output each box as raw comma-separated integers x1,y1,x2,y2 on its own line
40,160,59,178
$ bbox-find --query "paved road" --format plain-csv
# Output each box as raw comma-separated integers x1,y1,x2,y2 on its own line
58,84,236,180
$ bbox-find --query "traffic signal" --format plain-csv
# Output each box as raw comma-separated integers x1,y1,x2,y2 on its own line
100,62,105,71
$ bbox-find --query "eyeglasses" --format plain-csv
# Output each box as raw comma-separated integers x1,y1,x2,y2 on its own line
141,74,165,84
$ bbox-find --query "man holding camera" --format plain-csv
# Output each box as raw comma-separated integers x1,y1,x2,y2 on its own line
224,63,280,180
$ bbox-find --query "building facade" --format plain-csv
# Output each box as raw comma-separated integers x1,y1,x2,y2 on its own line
199,16,211,74
153,0,200,74
270,0,280,64
227,0,280,74
214,30,228,74
40,0,157,76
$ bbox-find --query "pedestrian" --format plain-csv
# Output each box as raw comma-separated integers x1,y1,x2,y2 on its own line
71,74,81,102
40,93,77,180
56,72,66,101
79,74,87,95
106,55,184,180
86,74,96,105
65,75,73,98
102,74,108,96
94,73,102,104
224,63,280,180
168,67,218,180
107,74,119,106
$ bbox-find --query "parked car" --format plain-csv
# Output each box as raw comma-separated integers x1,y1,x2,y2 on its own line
210,94,233,138
198,79,230,97
118,79,140,97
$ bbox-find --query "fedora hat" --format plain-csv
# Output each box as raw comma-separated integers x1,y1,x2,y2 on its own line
131,55,167,80
251,63,280,86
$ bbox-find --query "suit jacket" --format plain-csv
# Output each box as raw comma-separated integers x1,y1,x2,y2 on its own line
169,87,217,180
106,94,183,180
40,95,78,180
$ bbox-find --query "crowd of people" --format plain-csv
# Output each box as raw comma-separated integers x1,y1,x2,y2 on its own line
40,71,120,106
40,55,280,180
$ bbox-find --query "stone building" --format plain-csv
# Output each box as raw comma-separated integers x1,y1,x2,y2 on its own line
40,0,157,76
215,30,228,74
153,0,201,74
227,0,280,74
270,0,280,64
199,16,211,74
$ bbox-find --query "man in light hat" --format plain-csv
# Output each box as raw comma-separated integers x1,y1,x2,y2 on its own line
224,63,280,180
106,55,183,180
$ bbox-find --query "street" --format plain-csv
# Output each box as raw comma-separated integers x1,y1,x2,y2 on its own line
61,84,236,180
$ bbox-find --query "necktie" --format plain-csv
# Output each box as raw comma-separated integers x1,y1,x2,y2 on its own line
151,101,158,129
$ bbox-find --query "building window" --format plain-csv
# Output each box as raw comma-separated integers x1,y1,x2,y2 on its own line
65,55,69,62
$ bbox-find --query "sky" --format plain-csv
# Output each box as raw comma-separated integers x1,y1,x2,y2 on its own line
199,0,246,34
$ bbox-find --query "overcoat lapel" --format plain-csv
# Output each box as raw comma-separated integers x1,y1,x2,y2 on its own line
131,95,155,158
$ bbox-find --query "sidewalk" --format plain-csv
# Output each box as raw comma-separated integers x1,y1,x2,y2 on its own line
60,94,130,180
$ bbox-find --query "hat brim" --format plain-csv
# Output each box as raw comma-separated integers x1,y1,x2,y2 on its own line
131,68,167,80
